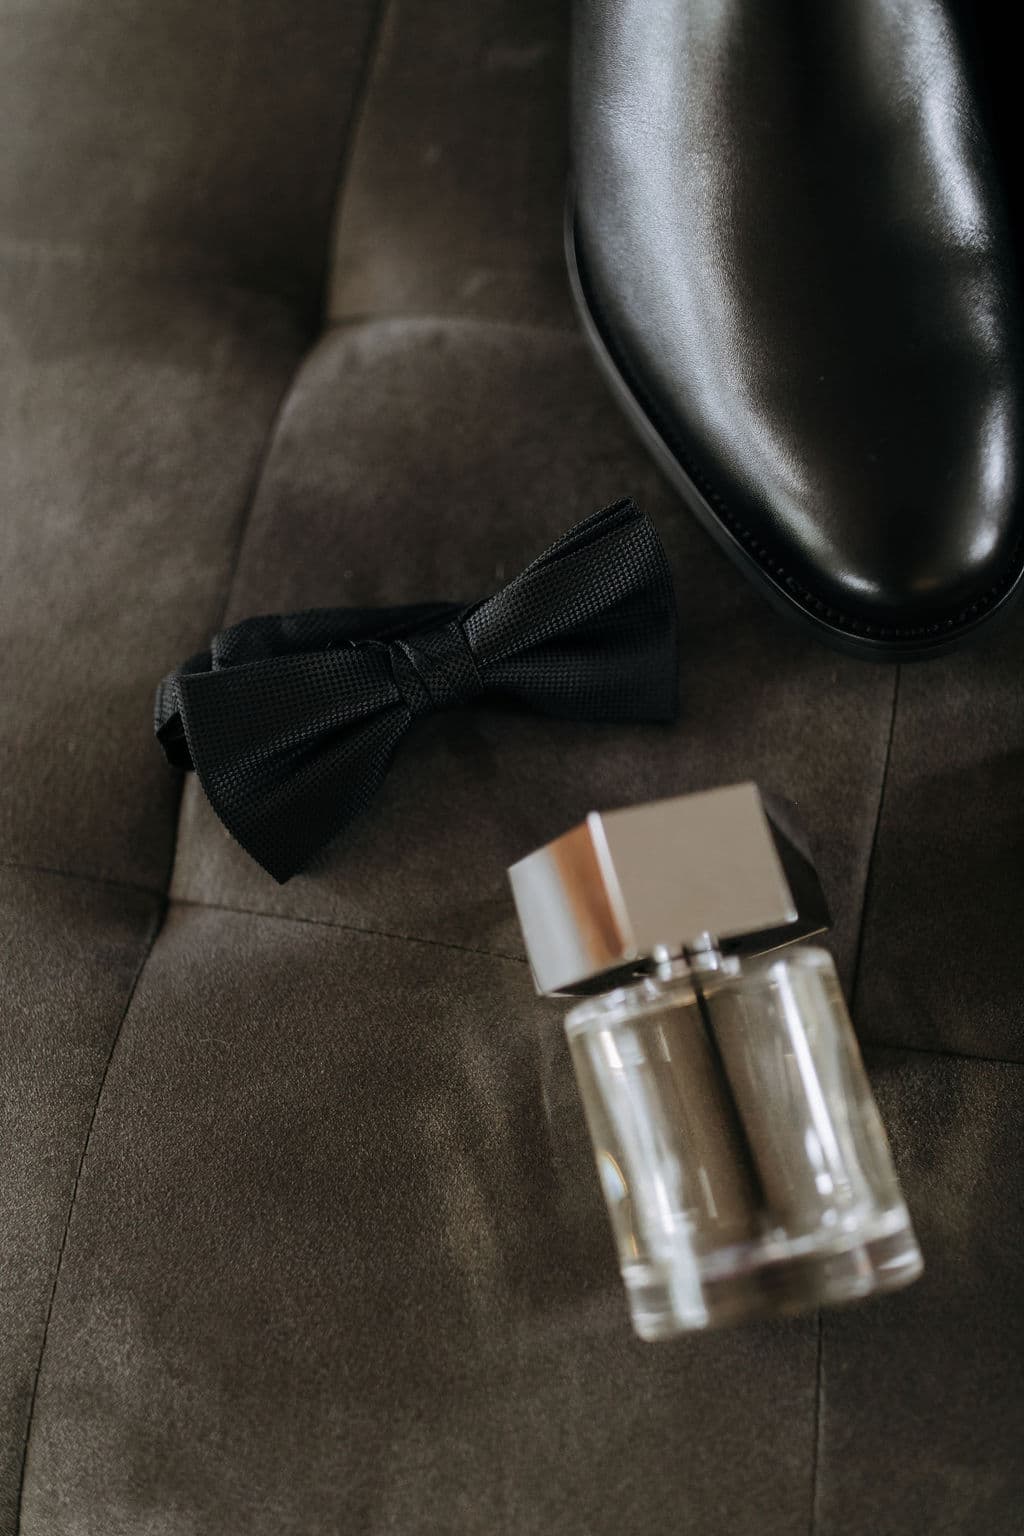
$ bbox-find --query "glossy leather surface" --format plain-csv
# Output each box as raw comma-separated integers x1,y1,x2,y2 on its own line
572,0,1024,649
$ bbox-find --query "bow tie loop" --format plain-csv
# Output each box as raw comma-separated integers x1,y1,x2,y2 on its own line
385,619,483,719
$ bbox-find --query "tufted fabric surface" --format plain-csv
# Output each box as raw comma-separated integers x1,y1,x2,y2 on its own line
1,1,1022,1533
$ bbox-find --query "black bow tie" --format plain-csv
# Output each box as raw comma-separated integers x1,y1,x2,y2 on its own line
155,498,677,882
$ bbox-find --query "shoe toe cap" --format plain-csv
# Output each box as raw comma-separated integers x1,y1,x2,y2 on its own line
773,388,1024,642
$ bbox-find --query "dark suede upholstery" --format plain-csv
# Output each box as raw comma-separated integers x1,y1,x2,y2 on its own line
1,1,1022,1532
0,873,160,1524
167,317,896,985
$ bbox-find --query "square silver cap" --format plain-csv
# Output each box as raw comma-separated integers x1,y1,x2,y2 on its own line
507,783,830,995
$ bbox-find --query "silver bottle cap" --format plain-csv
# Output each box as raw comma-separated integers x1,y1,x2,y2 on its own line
508,783,830,995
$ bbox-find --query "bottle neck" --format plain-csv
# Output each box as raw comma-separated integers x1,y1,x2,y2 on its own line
652,932,730,982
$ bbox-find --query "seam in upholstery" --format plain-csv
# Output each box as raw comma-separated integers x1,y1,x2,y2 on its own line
13,896,168,1533
0,860,163,901
169,895,528,968
806,662,901,1536
7,866,1023,1059
850,665,901,1013
0,861,526,969
209,364,312,639
331,305,579,335
317,0,392,326
0,238,313,314
865,1039,1024,1071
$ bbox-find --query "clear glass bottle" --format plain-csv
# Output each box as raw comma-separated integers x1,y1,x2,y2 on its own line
508,783,923,1339
565,946,922,1338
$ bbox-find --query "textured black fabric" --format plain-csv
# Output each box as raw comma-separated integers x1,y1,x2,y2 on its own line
155,498,677,881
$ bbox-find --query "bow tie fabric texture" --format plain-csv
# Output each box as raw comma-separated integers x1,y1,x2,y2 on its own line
155,499,678,881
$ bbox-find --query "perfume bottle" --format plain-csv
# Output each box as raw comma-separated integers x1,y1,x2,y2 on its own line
508,783,923,1339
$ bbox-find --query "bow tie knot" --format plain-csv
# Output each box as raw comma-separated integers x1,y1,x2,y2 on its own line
386,620,483,718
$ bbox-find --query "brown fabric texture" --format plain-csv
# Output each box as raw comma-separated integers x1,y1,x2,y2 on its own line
0,873,160,1529
2,0,1022,1531
329,0,572,326
0,0,379,305
855,624,1024,1061
818,1050,1024,1535
0,266,306,887
20,908,819,1536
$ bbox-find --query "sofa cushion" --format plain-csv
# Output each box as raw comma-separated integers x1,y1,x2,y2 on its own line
168,316,896,990
4,0,1024,1529
0,871,159,1527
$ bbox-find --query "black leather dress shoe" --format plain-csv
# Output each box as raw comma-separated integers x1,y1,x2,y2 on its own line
569,0,1024,657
